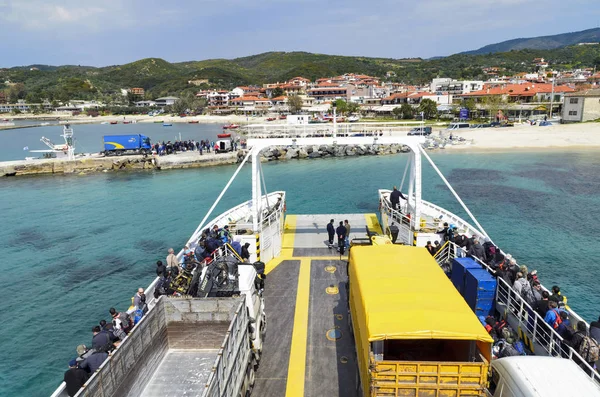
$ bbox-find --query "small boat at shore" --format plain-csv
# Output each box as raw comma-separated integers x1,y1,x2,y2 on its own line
123,121,132,124
223,124,239,130
163,123,173,127
110,121,118,125
188,120,200,124
217,133,231,138
153,120,164,124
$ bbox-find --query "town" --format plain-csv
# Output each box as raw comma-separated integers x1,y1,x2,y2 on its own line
1,57,600,123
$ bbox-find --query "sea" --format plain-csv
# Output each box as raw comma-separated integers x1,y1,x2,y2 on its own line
1,122,599,396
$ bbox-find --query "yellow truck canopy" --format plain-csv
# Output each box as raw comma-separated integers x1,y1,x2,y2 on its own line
349,244,493,343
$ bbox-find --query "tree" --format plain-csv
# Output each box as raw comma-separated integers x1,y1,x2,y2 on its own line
8,83,26,103
482,95,505,121
171,98,187,114
331,99,348,115
270,87,284,98
287,95,303,114
347,101,360,114
418,98,438,119
463,99,476,112
399,103,414,119
392,107,402,120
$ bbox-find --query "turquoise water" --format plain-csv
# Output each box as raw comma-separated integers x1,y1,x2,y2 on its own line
1,147,600,396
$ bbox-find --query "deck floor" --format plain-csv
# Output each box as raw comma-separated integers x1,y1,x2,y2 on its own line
254,214,378,397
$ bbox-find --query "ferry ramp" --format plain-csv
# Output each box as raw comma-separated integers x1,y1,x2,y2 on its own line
254,213,380,397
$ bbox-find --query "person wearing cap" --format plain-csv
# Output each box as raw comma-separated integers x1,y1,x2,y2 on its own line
79,348,109,374
75,344,93,363
64,359,89,397
230,236,242,256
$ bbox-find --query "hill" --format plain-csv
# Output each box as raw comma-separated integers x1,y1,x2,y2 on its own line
1,46,600,103
461,27,600,55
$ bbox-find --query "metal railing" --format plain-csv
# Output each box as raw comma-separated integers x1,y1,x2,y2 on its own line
435,243,600,382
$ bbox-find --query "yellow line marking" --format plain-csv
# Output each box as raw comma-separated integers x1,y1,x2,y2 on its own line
285,258,311,397
364,213,383,235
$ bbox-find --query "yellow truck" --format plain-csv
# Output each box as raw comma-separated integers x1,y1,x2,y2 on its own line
348,245,493,397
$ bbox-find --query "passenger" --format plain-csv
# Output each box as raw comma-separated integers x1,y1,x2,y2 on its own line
570,321,589,352
506,258,519,284
425,241,436,256
389,186,405,211
64,359,89,397
590,316,600,343
549,285,568,308
527,269,539,286
241,242,251,262
344,220,351,248
336,221,347,255
532,281,543,301
557,311,573,341
79,349,109,374
519,265,528,279
513,272,527,295
166,248,178,269
433,241,440,254
156,260,167,278
230,237,242,256
75,344,93,364
133,288,145,310
326,219,335,248
109,307,132,334
101,320,125,342
544,301,563,329
468,238,485,261
91,326,114,352
205,236,221,254
535,290,551,317
221,225,232,243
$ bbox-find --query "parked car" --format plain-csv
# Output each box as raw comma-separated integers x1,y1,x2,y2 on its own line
407,126,432,136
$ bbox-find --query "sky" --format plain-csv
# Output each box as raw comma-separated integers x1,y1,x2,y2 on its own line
0,0,599,67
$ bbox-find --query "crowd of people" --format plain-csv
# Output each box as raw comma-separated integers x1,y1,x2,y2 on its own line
154,224,251,299
62,291,148,396
432,221,600,372
151,138,240,156
326,219,350,255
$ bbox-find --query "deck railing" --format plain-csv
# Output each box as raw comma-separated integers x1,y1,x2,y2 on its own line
436,243,600,383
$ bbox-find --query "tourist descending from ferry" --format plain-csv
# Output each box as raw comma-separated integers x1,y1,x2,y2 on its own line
557,311,574,341
570,321,600,373
326,219,335,248
550,285,568,308
166,248,178,269
156,260,167,278
344,220,351,248
133,288,145,310
336,221,347,255
389,186,405,212
425,241,436,256
79,349,108,374
64,359,89,397
100,320,125,342
532,281,543,301
433,241,441,254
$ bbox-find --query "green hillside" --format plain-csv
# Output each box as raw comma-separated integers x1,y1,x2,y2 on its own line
461,27,600,55
1,46,600,103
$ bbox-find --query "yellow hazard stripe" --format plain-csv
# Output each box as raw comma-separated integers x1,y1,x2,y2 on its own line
364,213,382,235
285,258,311,397
265,215,296,274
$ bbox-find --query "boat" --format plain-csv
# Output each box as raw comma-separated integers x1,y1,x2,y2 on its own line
27,124,75,160
223,124,239,129
110,121,118,125
123,121,132,124
2,118,9,122
188,120,200,124
50,135,600,397
266,117,276,121
217,133,231,138
153,120,164,123
162,123,172,127
347,115,360,122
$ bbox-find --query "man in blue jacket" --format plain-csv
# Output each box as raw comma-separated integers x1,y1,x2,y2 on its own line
336,221,347,255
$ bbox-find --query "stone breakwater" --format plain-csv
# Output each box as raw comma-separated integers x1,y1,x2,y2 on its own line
0,144,409,177
259,143,410,161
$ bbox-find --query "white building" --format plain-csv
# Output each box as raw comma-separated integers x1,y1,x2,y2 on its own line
562,89,600,122
430,78,484,95
154,97,179,107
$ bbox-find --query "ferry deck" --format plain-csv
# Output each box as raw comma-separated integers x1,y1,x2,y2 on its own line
253,213,381,397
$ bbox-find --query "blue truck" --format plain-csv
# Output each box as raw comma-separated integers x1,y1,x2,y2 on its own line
103,134,152,155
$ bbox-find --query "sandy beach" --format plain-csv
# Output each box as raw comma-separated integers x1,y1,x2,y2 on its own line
443,122,600,151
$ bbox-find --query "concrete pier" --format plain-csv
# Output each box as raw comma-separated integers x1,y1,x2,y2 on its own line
0,151,243,177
